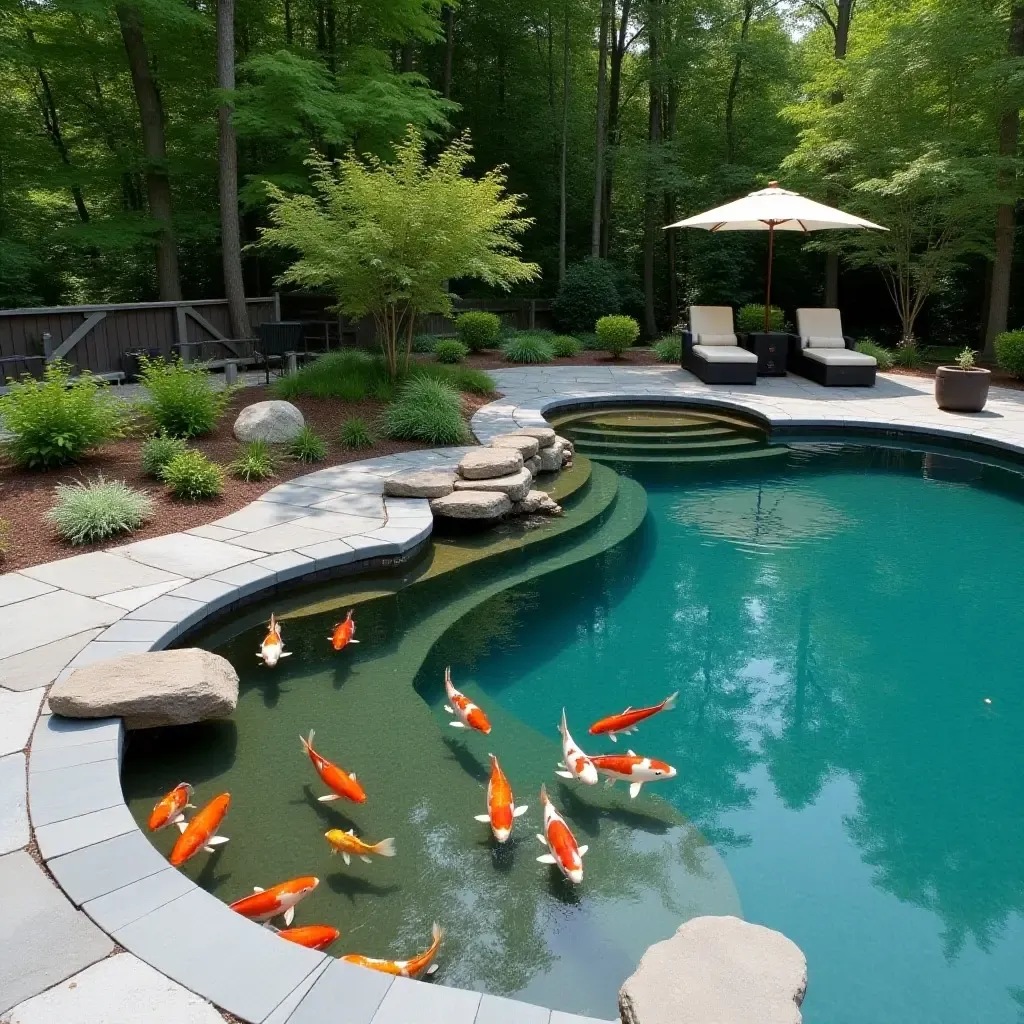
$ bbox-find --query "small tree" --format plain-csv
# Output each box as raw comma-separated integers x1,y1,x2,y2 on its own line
258,128,540,379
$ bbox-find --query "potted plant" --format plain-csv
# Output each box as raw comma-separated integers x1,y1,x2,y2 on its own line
935,347,991,412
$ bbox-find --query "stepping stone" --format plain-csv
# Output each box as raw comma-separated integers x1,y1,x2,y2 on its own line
512,426,557,447
457,448,524,480
453,467,532,502
489,433,540,459
383,469,457,499
430,491,512,520
539,439,567,473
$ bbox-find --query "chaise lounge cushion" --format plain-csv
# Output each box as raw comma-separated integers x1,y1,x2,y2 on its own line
697,333,739,346
692,344,758,364
797,307,845,344
803,335,846,349
690,306,738,345
804,348,877,367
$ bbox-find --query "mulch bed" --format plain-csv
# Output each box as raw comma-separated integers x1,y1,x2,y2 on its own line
888,363,1024,392
0,387,491,573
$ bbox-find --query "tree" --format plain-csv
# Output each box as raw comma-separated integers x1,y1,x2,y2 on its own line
258,128,540,378
591,0,611,256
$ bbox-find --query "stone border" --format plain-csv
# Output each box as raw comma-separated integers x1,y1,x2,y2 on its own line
4,365,1024,1022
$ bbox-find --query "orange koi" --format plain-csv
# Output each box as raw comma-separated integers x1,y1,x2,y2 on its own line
342,922,443,979
555,709,598,785
536,784,587,884
168,793,230,866
329,609,359,651
275,925,340,951
300,730,366,804
257,614,291,667
588,691,678,742
325,828,396,866
147,782,194,832
589,751,677,799
229,876,319,926
443,667,491,735
473,753,527,843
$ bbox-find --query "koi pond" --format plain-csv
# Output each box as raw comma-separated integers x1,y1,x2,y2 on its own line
123,411,1024,1022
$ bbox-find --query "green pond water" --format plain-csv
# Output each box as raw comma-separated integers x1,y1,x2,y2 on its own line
123,420,1024,1022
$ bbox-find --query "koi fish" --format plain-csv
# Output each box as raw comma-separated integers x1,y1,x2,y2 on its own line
300,730,366,804
325,828,397,866
229,876,319,926
473,753,527,843
168,793,230,866
536,784,587,884
342,922,443,979
590,751,677,799
275,925,340,951
257,614,291,667
329,609,359,651
147,782,194,831
588,691,678,742
443,667,491,735
555,709,598,785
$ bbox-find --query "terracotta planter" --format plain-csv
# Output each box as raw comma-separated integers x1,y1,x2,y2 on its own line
934,365,991,412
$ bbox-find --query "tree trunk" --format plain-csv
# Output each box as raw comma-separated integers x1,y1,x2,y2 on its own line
725,0,754,164
284,0,293,44
643,2,662,339
601,0,631,257
984,2,1024,357
559,4,570,285
117,4,181,300
591,0,611,257
401,41,414,73
664,76,679,327
442,6,454,99
824,0,853,307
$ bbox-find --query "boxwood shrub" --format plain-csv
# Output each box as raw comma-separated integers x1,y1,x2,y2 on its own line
996,331,1024,378
595,315,640,357
455,311,502,352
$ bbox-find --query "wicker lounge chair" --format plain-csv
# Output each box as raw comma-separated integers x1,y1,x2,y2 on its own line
682,306,759,385
788,308,876,387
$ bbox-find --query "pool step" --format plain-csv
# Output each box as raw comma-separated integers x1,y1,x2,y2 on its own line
587,446,788,465
566,425,737,442
572,435,760,455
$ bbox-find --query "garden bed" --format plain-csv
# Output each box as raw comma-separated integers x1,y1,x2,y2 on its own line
420,347,662,369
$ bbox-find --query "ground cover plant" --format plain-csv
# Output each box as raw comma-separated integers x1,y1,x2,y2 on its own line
456,311,502,352
141,433,189,478
855,340,894,371
653,336,681,363
230,440,276,481
502,332,554,363
339,416,375,448
434,339,468,364
384,376,469,445
137,356,233,438
45,476,154,544
891,342,923,369
596,315,639,358
162,450,225,501
289,426,327,463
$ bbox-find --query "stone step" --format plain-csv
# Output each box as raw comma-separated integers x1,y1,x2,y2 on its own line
585,446,788,465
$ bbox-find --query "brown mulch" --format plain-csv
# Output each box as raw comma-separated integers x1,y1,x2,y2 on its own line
887,363,1024,392
0,387,492,573
451,348,661,370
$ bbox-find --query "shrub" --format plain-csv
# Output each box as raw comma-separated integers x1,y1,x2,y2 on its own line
596,314,639,357
995,331,1024,378
551,335,581,358
230,440,276,482
384,376,469,445
141,432,189,478
412,334,440,354
290,425,328,463
576,332,600,350
456,311,502,352
415,363,497,397
956,347,976,370
274,350,392,402
855,339,894,371
653,336,682,363
735,304,786,333
434,340,468,364
163,450,224,501
0,361,126,470
892,341,922,369
340,416,375,448
45,476,154,545
502,333,554,364
137,356,232,438
553,258,620,333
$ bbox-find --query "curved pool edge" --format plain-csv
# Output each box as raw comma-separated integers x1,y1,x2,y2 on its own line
7,365,1024,1021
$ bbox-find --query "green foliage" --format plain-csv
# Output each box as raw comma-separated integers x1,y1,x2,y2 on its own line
575,333,600,351
137,357,232,438
553,259,621,334
434,340,468,364
502,333,554,364
892,342,923,369
654,336,682,363
956,347,976,370
855,340,895,371
411,334,440,354
995,332,1024,378
141,433,189,478
551,335,582,358
162,451,224,501
0,519,9,558
736,304,785,333
230,440,276,482
339,417,375,449
596,315,640,357
384,376,469,445
456,311,502,352
289,426,328,463
0,362,126,470
415,363,497,397
45,476,153,545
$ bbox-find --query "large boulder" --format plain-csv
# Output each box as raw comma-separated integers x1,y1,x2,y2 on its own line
384,469,456,499
453,467,532,502
513,426,557,448
48,649,239,730
430,491,512,520
618,916,807,1024
458,448,523,480
489,434,540,459
233,400,305,443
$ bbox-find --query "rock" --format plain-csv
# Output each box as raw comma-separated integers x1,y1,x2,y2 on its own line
48,649,238,730
430,491,512,520
513,426,557,448
538,439,566,473
524,456,541,477
618,916,807,1024
233,400,305,443
489,433,540,459
457,448,523,480
454,467,532,502
555,434,575,455
384,469,456,499
513,490,563,516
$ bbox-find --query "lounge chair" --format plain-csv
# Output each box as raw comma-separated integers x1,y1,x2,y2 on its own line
682,306,759,385
788,308,876,387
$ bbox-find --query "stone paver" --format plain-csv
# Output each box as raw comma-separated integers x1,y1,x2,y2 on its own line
0,592,122,662
0,629,103,692
122,533,257,578
0,753,28,854
0,574,54,608
276,959,392,1024
98,578,188,612
0,688,44,756
370,975,481,1024
34,802,137,861
475,993,551,1024
21,552,181,599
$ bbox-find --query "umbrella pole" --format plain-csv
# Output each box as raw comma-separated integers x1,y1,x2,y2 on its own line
764,221,775,334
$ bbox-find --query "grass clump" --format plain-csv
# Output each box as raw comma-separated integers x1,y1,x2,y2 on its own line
412,363,497,396
137,356,232,438
290,425,327,463
0,361,126,470
502,332,554,364
996,330,1024,378
340,416,375,449
434,340,468,364
275,350,391,402
892,341,923,369
141,432,189,478
384,376,469,445
456,311,502,352
653,336,682,363
551,335,581,358
230,440,276,482
596,314,639,357
45,476,153,545
855,339,894,371
162,450,224,501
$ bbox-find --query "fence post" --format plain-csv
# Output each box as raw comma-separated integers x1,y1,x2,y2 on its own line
42,332,54,361
273,292,281,321
180,342,193,364
285,351,298,375
224,360,238,387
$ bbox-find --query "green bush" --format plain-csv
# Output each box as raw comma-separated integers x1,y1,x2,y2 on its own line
502,333,554,364
653,336,682,363
340,416,375,448
995,331,1024,378
290,425,328,463
0,361,126,470
230,439,276,482
456,311,502,352
141,432,189,478
551,335,581,358
137,356,232,438
553,258,621,333
45,476,153,545
434,340,468,364
415,363,497,397
384,376,469,445
575,332,600,350
892,341,922,368
274,350,390,402
596,314,639,357
412,334,440,354
855,339,894,371
736,304,785,333
162,450,224,501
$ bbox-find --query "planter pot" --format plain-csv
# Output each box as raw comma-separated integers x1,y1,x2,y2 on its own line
935,365,991,412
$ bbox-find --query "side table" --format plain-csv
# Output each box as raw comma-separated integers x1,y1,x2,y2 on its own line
740,332,788,377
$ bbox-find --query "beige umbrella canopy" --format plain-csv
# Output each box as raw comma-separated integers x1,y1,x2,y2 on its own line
665,182,887,332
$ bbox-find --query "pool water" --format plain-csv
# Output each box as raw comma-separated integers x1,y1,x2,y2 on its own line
124,423,1024,1022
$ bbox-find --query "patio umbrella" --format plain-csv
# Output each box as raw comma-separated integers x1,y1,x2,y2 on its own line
664,182,887,333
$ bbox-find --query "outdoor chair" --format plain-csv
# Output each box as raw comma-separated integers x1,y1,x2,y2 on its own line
255,321,305,384
788,308,876,387
681,306,759,385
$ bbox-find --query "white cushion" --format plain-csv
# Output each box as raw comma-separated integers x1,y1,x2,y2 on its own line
804,348,876,367
805,335,846,349
797,307,844,341
693,344,757,364
689,306,735,340
698,333,739,346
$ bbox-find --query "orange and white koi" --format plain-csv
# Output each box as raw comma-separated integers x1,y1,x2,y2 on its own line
168,793,230,866
443,667,491,735
589,751,677,799
329,609,359,651
536,784,587,884
325,828,396,866
473,753,527,843
300,730,366,804
342,922,443,979
147,782,194,831
229,876,319,926
275,925,340,951
257,614,291,667
555,709,598,785
588,691,678,743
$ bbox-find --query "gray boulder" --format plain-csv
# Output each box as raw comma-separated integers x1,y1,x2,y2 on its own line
555,434,575,455
458,448,523,480
538,439,567,473
48,649,239,730
430,491,512,520
513,490,563,516
489,434,540,459
619,916,807,1024
234,400,305,443
454,467,532,502
384,469,456,499
513,426,557,448
523,455,542,477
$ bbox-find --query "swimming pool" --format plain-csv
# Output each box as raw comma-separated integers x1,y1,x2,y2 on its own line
123,416,1024,1022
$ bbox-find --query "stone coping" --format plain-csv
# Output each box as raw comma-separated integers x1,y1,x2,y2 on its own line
5,365,1024,1021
